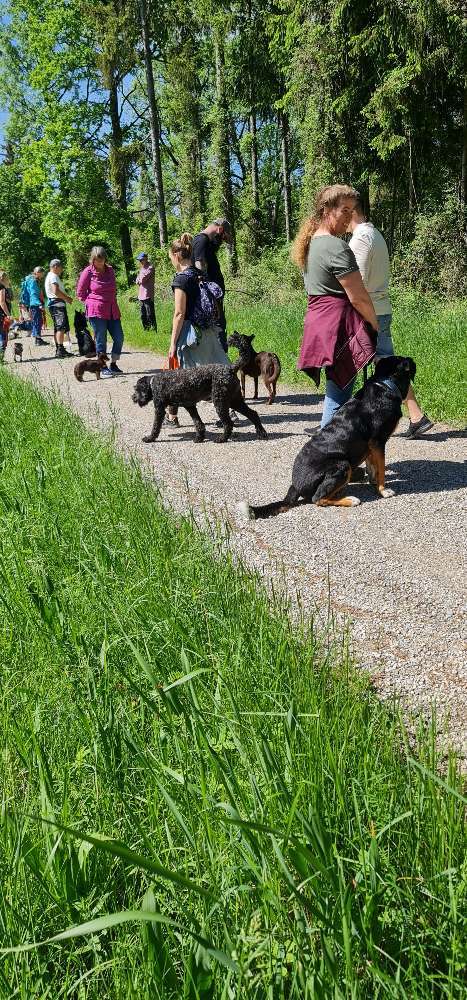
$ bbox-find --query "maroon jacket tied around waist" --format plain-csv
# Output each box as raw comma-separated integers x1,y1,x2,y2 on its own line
298,294,376,388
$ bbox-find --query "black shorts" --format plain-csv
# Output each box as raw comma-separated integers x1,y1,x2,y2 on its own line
49,302,70,334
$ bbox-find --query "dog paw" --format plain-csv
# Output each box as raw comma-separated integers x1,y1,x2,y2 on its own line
347,496,361,506
142,435,156,443
379,487,395,499
257,429,268,440
237,500,255,520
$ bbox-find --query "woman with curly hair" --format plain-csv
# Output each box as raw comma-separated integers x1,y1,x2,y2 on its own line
293,184,378,427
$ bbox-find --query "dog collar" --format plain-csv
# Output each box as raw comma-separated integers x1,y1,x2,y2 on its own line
373,377,403,399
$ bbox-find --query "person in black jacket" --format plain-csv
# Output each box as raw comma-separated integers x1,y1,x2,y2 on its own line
191,218,232,350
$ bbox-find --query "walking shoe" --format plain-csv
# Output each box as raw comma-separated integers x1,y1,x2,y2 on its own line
165,415,180,428
100,368,115,379
34,337,48,347
404,414,434,439
110,362,123,375
56,345,73,358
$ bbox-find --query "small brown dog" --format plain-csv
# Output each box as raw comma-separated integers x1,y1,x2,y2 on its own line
227,331,281,404
14,342,23,362
74,352,109,382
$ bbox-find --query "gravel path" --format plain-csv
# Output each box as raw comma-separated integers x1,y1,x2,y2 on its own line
10,335,467,761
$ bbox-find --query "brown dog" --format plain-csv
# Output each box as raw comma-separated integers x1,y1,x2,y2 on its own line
74,352,109,382
227,331,281,404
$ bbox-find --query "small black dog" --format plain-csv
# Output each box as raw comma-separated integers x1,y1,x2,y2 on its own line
132,365,268,443
238,356,416,518
74,310,96,357
13,342,23,362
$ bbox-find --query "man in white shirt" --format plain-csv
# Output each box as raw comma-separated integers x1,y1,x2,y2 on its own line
45,259,73,358
348,201,433,439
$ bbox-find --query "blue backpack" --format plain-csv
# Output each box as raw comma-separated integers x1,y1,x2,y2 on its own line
20,277,31,307
192,277,223,329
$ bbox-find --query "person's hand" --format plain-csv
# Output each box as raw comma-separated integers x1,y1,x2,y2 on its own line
66,295,73,304
168,343,177,360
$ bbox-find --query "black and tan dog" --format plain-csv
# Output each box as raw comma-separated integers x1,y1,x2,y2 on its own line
238,356,416,518
132,365,268,443
227,331,281,404
74,352,109,382
13,342,23,362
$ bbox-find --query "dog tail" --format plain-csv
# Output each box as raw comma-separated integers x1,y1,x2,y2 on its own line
264,354,281,381
238,485,300,520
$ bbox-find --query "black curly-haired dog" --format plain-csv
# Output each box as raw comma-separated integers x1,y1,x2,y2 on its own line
132,364,268,443
238,355,416,518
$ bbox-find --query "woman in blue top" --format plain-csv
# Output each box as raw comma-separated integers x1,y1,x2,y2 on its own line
24,267,48,346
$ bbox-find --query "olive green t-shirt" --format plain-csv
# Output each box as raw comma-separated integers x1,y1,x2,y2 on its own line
304,235,359,296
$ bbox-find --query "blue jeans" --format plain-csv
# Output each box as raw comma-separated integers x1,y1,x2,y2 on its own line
375,314,394,359
30,305,43,340
88,317,124,360
321,376,355,428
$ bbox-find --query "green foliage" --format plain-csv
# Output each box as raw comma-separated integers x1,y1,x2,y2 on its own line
392,200,467,298
0,370,465,996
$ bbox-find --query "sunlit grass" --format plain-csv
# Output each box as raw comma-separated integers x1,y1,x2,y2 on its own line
0,370,465,998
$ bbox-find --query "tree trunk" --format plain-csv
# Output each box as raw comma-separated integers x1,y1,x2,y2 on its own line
388,162,397,257
139,0,167,247
461,80,467,212
213,26,237,273
279,110,292,242
249,111,259,213
108,65,134,286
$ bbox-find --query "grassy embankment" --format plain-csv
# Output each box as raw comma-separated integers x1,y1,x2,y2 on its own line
118,286,466,425
0,369,465,998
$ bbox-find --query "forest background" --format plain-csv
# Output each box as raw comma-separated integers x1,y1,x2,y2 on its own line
0,0,466,300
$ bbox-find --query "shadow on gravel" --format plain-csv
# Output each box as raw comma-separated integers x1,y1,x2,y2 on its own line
272,392,321,407
256,411,320,427
157,429,300,443
387,459,467,494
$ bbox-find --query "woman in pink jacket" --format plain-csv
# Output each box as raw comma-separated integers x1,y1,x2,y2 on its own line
76,246,124,377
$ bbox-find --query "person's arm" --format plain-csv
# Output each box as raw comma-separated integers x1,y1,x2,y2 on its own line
0,289,7,314
76,267,91,302
168,288,187,359
50,280,72,305
349,230,372,287
193,236,208,273
338,271,379,330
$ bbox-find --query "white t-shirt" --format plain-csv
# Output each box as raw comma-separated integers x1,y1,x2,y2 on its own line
45,270,66,303
349,222,392,316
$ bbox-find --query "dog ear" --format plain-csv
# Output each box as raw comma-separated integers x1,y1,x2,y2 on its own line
406,357,416,380
247,334,255,342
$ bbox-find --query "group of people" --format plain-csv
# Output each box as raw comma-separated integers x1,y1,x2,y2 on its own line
1,195,431,437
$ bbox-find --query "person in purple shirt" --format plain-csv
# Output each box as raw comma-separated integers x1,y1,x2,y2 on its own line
76,246,124,378
135,252,157,331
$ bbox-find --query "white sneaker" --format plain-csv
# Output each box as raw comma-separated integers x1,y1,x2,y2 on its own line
100,368,114,379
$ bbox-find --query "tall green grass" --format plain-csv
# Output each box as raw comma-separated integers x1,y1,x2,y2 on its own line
118,288,467,424
0,370,465,998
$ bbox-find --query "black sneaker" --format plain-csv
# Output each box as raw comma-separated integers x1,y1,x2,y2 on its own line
35,337,48,347
56,345,73,358
404,415,434,439
110,362,123,375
